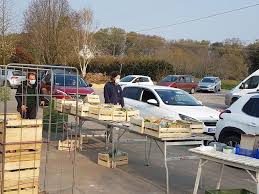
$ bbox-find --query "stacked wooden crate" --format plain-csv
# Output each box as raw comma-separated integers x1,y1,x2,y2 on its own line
55,99,76,112
70,95,101,117
0,119,42,194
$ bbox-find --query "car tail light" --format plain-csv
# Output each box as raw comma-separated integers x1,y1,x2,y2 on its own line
11,76,18,80
219,110,231,119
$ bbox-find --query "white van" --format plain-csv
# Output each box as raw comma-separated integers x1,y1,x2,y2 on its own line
225,69,259,106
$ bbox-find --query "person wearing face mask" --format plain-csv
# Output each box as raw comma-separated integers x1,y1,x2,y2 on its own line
15,72,45,119
104,71,124,107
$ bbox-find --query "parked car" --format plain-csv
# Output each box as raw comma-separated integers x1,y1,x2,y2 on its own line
119,75,154,87
216,92,259,146
157,75,198,94
0,69,26,88
122,85,220,134
197,77,221,93
40,73,94,103
225,69,259,106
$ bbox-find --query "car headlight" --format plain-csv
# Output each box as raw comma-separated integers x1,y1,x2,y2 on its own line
179,114,199,122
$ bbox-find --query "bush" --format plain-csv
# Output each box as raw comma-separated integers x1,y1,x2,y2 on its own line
84,56,174,81
221,80,240,90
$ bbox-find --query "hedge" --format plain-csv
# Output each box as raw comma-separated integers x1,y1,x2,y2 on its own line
79,56,175,81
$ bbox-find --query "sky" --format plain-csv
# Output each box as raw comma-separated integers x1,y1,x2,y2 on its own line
13,0,259,43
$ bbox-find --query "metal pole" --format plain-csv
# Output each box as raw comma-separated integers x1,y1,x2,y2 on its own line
164,141,170,194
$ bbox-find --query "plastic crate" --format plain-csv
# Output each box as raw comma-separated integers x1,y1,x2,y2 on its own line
235,146,259,159
205,189,254,194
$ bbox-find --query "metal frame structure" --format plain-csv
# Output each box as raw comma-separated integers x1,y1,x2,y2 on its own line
74,115,213,194
190,147,259,194
0,63,81,194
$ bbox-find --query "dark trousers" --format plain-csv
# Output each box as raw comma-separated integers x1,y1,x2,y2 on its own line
19,106,37,119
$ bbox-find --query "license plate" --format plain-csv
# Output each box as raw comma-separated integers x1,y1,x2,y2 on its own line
208,128,216,133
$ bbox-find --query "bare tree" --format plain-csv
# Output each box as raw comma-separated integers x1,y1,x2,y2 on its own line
0,0,13,65
71,8,97,78
24,0,72,64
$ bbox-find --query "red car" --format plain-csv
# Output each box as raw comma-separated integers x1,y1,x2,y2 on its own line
158,75,198,94
41,73,94,102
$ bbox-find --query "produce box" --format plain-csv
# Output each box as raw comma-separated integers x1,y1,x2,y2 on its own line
83,94,100,104
70,103,89,117
0,119,42,143
98,151,128,168
144,119,191,138
130,117,145,134
190,121,204,134
58,139,80,151
205,189,254,194
125,108,140,122
0,113,21,121
112,108,127,121
88,104,113,120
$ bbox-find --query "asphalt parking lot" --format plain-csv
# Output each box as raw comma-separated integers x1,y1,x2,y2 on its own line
0,88,255,194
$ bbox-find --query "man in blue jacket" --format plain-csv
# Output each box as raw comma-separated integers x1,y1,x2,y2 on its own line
104,71,124,107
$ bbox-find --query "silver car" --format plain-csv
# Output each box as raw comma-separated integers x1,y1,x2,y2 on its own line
0,69,26,88
197,77,221,93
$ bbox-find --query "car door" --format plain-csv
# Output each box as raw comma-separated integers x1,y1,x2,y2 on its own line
241,97,259,135
238,76,259,95
175,76,187,91
122,87,144,109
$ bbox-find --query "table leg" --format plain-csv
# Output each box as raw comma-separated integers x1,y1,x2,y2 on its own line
111,127,115,168
78,119,83,151
216,164,224,190
256,171,259,194
193,159,204,194
145,137,152,166
164,141,170,194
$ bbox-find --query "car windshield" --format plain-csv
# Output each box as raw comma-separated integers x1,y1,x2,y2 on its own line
54,75,88,87
161,76,178,82
155,89,201,106
120,76,136,82
201,78,216,83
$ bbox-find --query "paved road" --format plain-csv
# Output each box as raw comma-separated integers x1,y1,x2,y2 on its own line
0,88,255,194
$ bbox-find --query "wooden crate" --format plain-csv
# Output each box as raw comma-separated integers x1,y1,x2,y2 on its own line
84,95,100,104
98,152,128,168
0,114,21,121
55,99,78,112
190,122,204,134
1,185,39,194
0,143,42,163
0,120,42,143
126,109,140,122
113,111,126,122
58,139,80,151
70,104,89,117
130,117,145,134
144,122,191,138
88,105,113,121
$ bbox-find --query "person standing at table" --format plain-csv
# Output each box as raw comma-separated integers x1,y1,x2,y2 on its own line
104,71,124,107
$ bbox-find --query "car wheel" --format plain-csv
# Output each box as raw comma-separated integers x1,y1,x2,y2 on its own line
190,88,195,94
220,135,241,147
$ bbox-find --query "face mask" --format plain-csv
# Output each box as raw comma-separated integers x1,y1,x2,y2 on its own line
29,79,36,85
115,78,120,84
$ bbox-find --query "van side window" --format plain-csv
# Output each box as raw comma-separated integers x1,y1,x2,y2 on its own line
244,76,259,89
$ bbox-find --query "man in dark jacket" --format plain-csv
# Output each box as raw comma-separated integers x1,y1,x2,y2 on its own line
15,72,44,119
104,71,124,107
